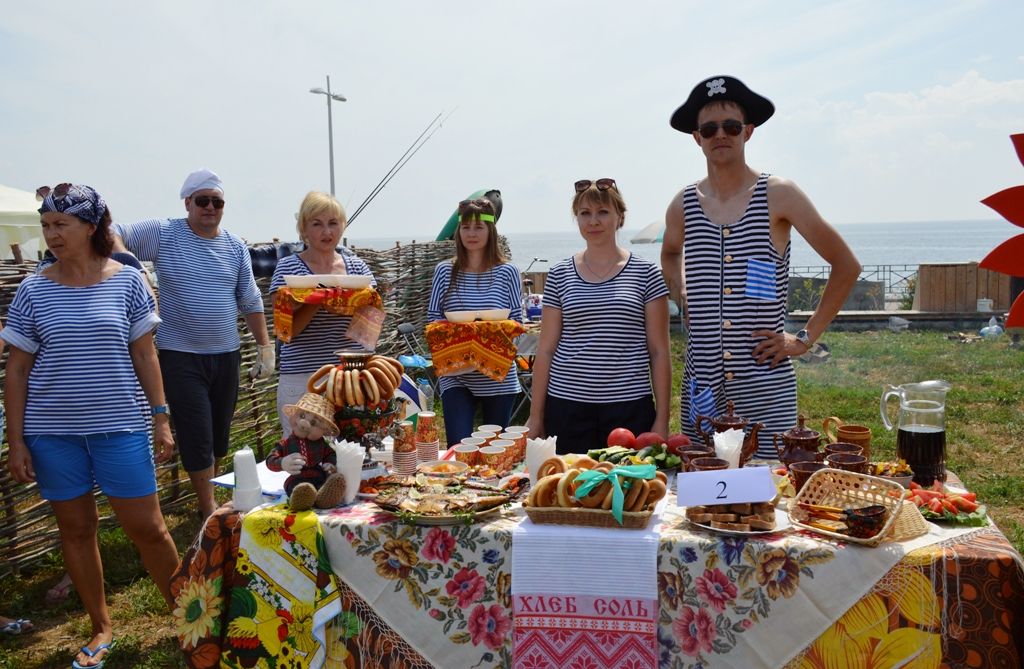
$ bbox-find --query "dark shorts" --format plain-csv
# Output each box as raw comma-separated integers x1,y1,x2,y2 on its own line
543,394,656,454
159,349,241,472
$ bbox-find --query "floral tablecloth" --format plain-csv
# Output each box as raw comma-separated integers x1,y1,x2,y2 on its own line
424,319,526,381
273,286,384,348
179,501,1024,668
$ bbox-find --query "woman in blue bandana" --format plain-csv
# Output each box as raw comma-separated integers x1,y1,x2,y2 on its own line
2,184,180,669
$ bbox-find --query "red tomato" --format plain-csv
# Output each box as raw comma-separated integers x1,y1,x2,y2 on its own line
666,434,693,455
607,428,637,449
635,432,666,449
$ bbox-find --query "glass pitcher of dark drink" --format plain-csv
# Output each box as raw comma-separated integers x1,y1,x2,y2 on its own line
880,380,951,486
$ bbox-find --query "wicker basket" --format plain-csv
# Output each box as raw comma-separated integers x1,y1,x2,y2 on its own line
789,469,909,546
523,504,654,529
889,499,929,542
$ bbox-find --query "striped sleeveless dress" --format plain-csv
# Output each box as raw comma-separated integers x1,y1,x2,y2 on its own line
678,173,797,459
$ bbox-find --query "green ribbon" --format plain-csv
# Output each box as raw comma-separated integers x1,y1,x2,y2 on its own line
573,464,657,525
457,213,496,223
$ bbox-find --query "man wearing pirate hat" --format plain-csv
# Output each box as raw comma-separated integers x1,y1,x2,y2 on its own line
661,76,860,458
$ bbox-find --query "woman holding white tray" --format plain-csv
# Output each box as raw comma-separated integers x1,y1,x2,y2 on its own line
270,191,376,435
427,198,523,445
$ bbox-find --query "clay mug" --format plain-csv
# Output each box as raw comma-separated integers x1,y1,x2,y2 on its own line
789,461,829,493
690,457,730,472
823,417,873,460
824,441,864,458
825,452,869,474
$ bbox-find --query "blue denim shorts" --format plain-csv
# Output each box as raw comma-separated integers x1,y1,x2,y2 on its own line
25,431,157,501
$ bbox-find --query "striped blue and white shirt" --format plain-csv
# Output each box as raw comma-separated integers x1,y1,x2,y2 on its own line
543,254,667,403
1,269,160,435
115,218,263,354
270,251,377,374
679,174,797,459
427,261,523,397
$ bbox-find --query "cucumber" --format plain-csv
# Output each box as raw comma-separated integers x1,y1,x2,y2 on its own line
635,447,654,460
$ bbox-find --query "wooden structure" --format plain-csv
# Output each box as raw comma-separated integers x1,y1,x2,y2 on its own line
912,262,1011,312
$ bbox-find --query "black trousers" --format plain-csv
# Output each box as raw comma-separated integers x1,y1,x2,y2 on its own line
543,394,655,454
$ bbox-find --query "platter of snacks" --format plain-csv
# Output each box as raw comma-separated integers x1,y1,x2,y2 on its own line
586,444,683,470
903,480,987,526
523,456,667,529
684,502,788,535
871,460,914,487
361,473,526,525
418,460,470,477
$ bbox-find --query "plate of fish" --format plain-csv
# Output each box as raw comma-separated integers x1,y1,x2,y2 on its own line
363,474,525,524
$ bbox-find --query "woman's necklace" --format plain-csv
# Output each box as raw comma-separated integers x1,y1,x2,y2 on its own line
581,251,623,281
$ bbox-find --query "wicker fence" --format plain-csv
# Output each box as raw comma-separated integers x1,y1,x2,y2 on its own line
0,238,459,577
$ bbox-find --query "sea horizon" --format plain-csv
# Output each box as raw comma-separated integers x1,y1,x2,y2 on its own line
348,218,1017,272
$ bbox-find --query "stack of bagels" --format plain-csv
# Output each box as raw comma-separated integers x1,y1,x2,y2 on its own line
526,456,667,513
307,355,404,408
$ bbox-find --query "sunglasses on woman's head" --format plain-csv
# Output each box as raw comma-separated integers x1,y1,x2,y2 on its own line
697,120,746,138
192,195,225,209
574,178,616,193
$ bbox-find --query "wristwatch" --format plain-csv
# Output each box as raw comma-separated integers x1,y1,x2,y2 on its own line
795,329,812,348
151,404,170,417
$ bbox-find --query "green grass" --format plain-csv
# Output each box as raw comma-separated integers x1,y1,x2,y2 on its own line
2,329,1021,667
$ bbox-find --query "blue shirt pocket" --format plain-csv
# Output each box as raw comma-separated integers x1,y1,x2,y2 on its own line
745,258,777,301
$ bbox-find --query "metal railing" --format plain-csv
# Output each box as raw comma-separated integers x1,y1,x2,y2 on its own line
790,264,917,305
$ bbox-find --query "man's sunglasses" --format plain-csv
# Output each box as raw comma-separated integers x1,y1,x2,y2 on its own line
192,195,225,209
574,178,617,193
697,120,746,138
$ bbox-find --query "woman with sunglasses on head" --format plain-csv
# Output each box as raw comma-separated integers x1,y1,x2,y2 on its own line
270,191,376,435
526,180,671,453
3,184,180,669
427,198,522,445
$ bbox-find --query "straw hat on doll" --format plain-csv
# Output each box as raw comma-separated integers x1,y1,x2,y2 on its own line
283,392,340,437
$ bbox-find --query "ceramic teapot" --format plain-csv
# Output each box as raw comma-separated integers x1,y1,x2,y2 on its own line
773,415,825,466
694,400,764,467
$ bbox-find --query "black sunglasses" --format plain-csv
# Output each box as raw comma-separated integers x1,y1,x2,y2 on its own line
192,195,225,209
574,178,617,193
697,120,746,139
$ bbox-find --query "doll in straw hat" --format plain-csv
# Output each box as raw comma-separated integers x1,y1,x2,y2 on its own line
266,393,347,510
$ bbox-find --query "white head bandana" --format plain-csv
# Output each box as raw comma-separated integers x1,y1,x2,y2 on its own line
180,169,224,199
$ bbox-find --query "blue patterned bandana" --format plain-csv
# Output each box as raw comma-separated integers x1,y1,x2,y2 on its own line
37,183,107,226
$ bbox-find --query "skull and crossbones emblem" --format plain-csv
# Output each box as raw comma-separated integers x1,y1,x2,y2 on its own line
705,78,727,97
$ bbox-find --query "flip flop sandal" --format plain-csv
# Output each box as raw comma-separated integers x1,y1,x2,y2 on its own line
71,639,115,669
1,618,33,635
46,575,75,604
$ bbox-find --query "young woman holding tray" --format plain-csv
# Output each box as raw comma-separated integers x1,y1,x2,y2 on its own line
427,198,523,445
526,179,671,453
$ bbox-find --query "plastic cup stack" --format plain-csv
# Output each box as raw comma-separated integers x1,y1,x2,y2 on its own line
232,447,264,511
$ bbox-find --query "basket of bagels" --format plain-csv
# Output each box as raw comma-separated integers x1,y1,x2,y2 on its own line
523,456,667,529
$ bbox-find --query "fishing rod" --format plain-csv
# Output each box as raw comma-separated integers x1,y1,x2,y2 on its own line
347,110,451,225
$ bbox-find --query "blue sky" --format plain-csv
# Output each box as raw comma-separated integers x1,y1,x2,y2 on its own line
1,1,1022,244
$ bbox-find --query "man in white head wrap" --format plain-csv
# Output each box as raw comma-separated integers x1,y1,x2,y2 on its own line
113,168,275,518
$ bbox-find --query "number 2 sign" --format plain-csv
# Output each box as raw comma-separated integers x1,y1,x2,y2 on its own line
675,466,776,508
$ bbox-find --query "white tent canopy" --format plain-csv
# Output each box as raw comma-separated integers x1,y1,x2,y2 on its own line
0,184,43,258
630,219,665,244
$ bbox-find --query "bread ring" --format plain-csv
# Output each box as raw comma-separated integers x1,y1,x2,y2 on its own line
308,364,334,393
556,469,582,507
533,474,561,508
594,461,614,473
351,369,365,406
655,470,668,485
623,477,646,512
577,480,610,508
367,366,394,398
627,480,651,512
643,479,668,510
600,484,616,510
362,371,380,404
327,368,339,404
536,457,567,479
573,456,599,470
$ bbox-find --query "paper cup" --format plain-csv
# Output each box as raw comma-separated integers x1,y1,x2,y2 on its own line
454,444,480,465
471,430,498,444
233,486,264,512
490,439,516,469
499,432,524,461
480,445,506,470
392,450,418,476
477,424,504,434
417,440,441,465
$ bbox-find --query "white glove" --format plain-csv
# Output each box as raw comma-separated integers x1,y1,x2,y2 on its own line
322,462,337,474
281,452,306,475
250,343,276,379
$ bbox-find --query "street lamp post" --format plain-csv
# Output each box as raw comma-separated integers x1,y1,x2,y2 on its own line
309,75,347,196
